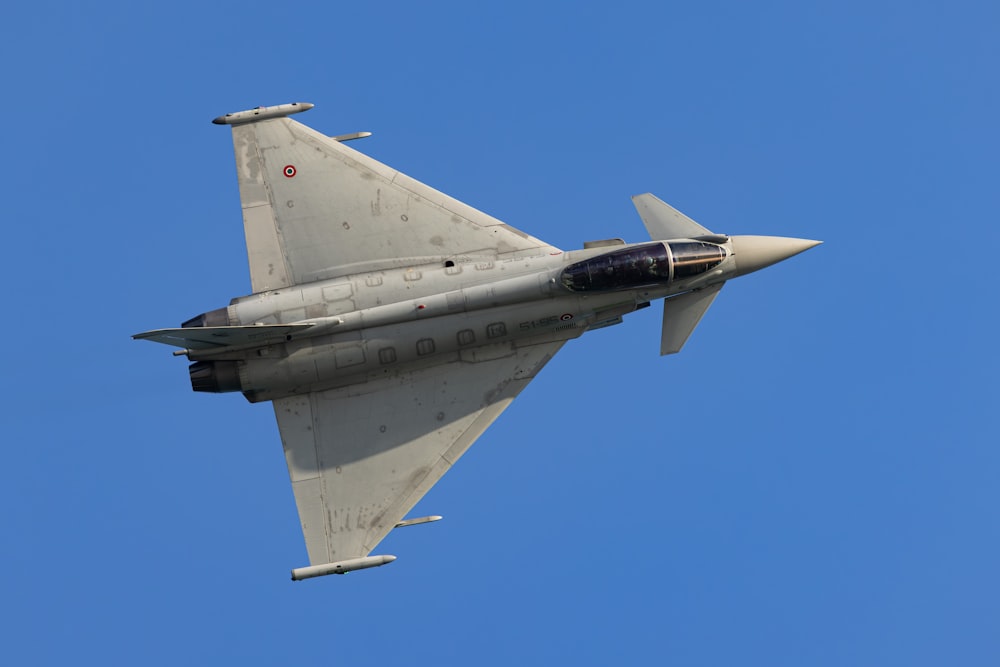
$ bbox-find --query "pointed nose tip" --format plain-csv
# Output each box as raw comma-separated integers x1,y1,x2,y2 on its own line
730,235,822,277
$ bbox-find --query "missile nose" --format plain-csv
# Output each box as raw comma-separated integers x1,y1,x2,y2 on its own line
730,235,822,277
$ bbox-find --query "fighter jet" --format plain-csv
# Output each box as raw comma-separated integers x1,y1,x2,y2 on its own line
135,102,820,580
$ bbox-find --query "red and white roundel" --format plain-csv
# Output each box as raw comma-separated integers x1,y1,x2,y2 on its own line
283,165,297,178
560,313,574,321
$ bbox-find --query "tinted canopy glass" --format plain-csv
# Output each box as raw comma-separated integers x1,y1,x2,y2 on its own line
669,241,726,280
561,243,671,292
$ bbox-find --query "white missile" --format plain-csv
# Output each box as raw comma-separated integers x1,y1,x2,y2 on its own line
330,131,372,143
290,554,396,581
394,515,443,528
212,102,314,125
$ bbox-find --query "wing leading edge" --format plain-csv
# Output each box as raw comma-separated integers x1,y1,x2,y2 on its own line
133,324,313,350
274,339,565,572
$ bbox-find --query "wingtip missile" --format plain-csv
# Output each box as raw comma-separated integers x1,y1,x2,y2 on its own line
291,554,397,581
212,102,314,125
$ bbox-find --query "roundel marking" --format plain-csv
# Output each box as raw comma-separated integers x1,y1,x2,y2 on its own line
283,165,297,178
560,313,574,321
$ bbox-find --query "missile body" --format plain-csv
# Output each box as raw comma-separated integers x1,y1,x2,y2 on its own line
212,102,313,125
394,515,443,528
291,555,396,581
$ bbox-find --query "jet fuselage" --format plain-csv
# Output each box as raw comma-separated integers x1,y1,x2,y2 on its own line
186,239,732,402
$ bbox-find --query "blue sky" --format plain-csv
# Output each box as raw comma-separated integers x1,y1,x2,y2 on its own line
3,1,997,664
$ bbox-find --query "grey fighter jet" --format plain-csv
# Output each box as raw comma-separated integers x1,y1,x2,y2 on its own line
135,102,820,580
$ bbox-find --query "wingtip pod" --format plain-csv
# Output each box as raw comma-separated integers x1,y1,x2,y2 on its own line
213,102,314,125
290,554,397,581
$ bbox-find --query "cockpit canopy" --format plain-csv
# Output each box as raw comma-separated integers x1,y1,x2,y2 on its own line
671,240,727,280
560,241,725,292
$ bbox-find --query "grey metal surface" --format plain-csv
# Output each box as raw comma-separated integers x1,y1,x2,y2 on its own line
659,284,725,355
133,324,312,350
632,193,713,240
228,112,557,291
133,102,821,578
274,339,565,567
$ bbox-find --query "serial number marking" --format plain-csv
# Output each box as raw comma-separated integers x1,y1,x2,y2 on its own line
519,315,566,330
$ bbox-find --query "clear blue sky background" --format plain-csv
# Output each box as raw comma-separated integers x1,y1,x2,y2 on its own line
3,1,997,664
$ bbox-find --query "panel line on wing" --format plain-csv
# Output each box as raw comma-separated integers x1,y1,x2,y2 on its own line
274,341,565,565
225,116,559,290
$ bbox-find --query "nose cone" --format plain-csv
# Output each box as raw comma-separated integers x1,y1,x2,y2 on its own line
730,235,822,277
